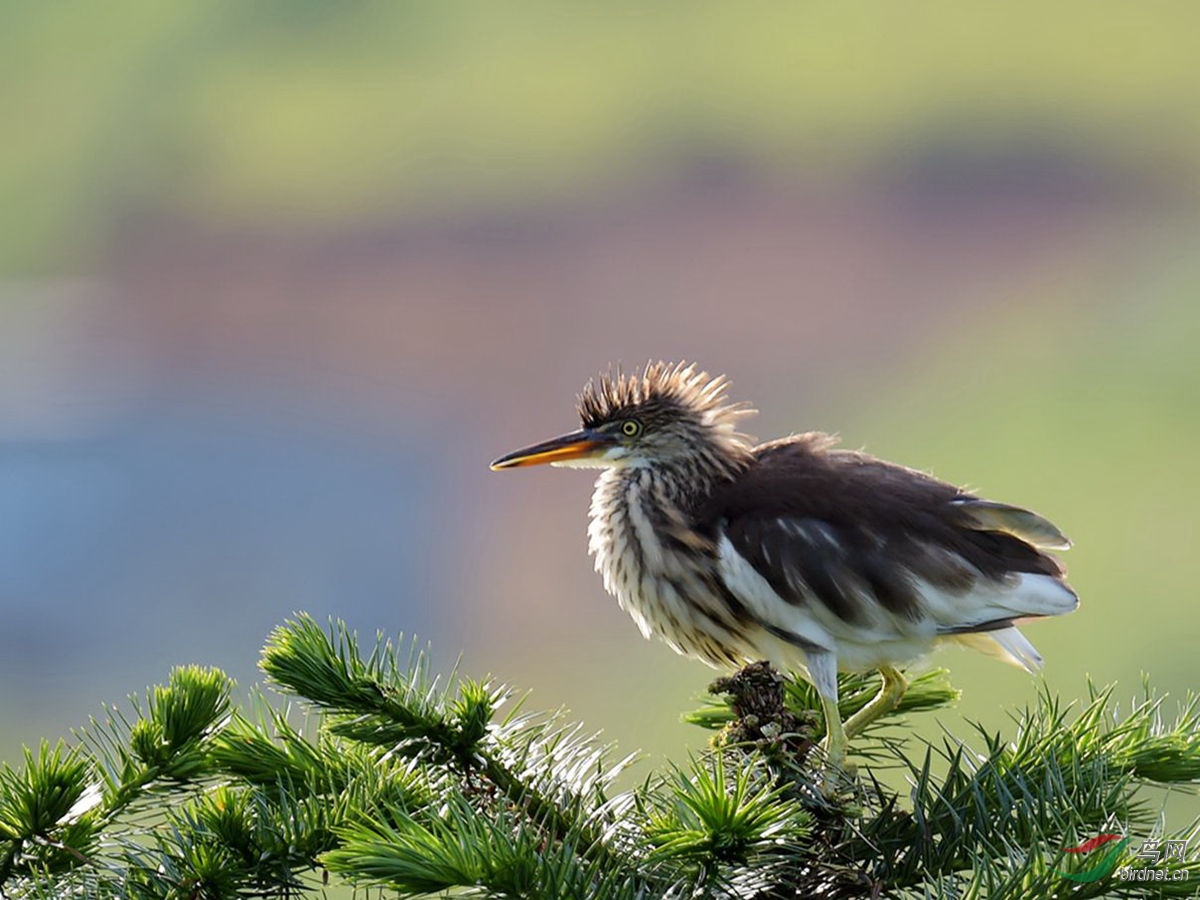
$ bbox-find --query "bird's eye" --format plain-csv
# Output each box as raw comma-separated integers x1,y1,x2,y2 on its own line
621,419,641,437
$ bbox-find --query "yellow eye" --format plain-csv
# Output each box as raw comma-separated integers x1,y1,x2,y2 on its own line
621,419,641,437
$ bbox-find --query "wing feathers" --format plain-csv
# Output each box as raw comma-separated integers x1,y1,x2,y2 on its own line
953,498,1072,550
696,434,1077,669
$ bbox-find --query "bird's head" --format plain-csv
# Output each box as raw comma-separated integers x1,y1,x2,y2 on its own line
490,361,755,472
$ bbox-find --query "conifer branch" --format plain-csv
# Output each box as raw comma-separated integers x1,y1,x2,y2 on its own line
1,616,1197,898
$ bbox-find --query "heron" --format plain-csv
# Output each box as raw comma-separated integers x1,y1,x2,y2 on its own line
490,362,1077,787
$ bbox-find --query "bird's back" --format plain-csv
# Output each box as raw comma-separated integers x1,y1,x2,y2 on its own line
689,433,1077,674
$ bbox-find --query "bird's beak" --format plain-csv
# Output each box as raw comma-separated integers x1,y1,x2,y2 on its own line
490,429,614,470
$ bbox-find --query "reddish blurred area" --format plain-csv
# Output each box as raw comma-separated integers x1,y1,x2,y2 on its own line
102,170,1157,418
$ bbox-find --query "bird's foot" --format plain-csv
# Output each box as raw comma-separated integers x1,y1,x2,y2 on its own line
818,738,858,797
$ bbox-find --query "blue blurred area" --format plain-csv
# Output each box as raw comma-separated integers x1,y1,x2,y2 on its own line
0,385,449,744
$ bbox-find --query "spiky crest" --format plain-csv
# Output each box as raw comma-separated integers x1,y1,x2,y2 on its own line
577,361,756,436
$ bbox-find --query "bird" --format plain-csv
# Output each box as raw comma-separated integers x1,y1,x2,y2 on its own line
490,361,1078,786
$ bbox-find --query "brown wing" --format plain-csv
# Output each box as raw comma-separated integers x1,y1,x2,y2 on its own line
692,433,1069,628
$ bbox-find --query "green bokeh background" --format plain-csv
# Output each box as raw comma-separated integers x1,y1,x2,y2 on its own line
2,1,1197,828
7,2,1200,271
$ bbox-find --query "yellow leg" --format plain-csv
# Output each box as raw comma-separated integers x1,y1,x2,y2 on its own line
818,694,853,795
843,665,907,739
818,666,907,795
819,695,847,766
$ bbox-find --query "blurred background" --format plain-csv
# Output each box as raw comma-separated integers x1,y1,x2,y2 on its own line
2,0,1198,810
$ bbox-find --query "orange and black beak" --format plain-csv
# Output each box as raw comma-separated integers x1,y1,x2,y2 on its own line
490,428,615,470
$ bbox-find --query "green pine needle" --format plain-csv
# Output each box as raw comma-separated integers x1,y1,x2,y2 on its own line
3,619,1199,899
645,755,810,867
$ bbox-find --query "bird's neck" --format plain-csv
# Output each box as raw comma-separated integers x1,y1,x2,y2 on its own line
587,453,744,571
605,450,746,516
585,454,746,654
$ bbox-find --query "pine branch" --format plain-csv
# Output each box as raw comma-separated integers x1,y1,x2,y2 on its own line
684,665,961,740
2,616,1197,899
259,616,636,880
0,665,233,889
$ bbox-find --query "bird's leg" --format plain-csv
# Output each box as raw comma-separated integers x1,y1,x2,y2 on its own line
843,665,908,739
809,654,855,794
817,667,908,795
816,696,854,796
818,695,847,764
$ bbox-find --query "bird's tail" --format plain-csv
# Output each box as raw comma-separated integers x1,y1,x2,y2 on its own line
950,627,1044,673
